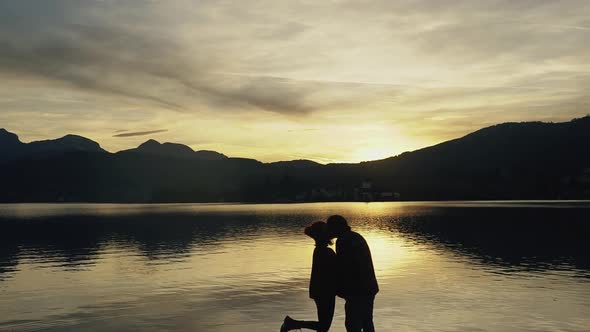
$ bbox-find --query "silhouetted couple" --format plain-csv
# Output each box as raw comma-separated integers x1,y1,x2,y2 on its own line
281,215,379,332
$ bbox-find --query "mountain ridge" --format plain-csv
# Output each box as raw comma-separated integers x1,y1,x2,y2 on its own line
5,115,589,165
119,139,228,160
0,131,107,162
1,116,589,202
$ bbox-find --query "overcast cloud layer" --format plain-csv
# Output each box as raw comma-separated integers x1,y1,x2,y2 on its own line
1,0,589,162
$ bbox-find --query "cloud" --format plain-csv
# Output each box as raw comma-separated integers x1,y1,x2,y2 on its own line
113,129,168,138
0,1,326,114
2,0,588,115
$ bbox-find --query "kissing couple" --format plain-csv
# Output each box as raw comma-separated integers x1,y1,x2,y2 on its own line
281,215,379,332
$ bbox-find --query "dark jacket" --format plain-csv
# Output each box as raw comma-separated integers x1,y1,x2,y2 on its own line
336,230,379,298
309,246,337,299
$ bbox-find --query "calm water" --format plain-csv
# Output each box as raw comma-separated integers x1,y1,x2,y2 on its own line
1,202,589,332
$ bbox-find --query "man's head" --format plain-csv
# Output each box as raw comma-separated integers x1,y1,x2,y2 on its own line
326,215,351,238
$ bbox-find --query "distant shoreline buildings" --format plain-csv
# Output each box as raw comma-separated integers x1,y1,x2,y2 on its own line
291,179,401,203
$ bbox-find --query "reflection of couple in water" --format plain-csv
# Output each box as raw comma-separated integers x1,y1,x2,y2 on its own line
281,215,378,332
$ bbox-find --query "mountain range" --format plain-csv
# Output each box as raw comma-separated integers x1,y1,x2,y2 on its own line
1,117,589,203
0,130,227,162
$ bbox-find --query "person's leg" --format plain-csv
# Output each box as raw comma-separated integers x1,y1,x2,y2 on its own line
285,319,319,331
315,297,336,332
360,295,375,332
295,321,320,330
344,297,362,332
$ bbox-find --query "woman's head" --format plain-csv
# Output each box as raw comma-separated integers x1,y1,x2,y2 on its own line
304,221,332,247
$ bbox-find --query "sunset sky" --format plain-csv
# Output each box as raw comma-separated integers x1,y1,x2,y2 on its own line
1,0,589,163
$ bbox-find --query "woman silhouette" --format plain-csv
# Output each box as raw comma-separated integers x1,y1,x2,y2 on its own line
281,221,337,332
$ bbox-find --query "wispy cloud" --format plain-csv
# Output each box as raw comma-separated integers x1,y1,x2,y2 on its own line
0,1,332,115
113,129,168,138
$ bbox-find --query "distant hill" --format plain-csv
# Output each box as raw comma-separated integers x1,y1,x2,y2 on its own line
1,117,589,202
0,129,23,161
119,139,228,160
0,130,106,162
359,116,590,199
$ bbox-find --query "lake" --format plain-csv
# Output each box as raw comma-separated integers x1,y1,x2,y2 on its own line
1,201,589,331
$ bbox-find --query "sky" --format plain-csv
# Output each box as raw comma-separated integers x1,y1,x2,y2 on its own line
1,0,589,163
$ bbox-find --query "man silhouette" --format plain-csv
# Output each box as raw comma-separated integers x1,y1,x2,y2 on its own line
326,215,378,332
